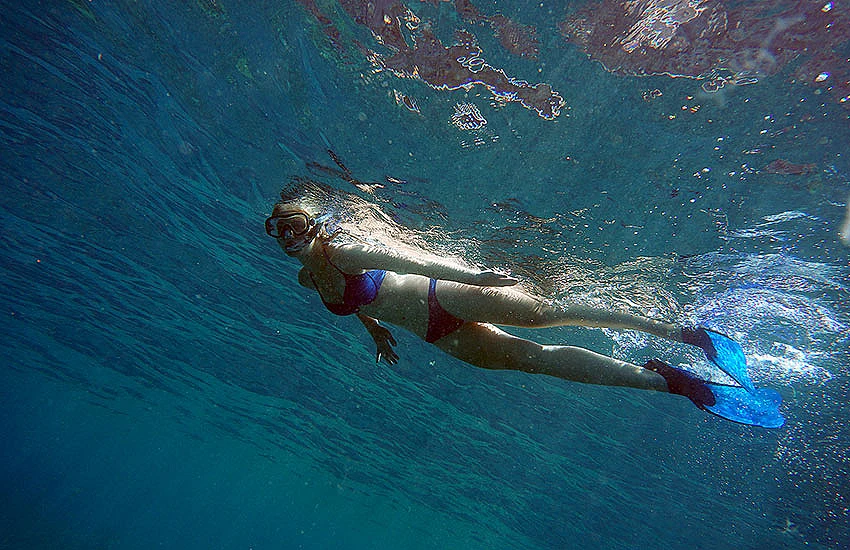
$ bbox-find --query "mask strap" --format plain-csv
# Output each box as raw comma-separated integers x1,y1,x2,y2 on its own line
312,214,342,241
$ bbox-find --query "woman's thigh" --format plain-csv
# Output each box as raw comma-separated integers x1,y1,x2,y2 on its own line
432,322,542,371
433,281,550,326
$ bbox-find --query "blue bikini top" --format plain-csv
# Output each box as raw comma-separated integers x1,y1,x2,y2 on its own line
310,246,386,316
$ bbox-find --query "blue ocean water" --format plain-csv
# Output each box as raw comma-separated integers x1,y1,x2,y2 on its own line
1,1,848,548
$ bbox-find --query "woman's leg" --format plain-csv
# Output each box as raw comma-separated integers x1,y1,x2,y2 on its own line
434,281,682,341
432,322,669,392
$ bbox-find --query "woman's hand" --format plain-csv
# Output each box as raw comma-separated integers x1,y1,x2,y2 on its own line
357,313,399,365
471,271,518,287
370,324,399,365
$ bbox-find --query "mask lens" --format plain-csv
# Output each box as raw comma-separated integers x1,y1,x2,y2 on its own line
287,214,309,234
265,212,311,238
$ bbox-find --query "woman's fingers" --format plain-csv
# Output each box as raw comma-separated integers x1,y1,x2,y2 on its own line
474,271,518,286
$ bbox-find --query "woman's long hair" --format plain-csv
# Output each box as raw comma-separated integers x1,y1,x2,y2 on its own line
273,178,449,259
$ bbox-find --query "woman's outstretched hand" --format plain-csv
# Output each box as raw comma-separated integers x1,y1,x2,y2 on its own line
357,313,399,365
371,324,399,365
472,271,518,287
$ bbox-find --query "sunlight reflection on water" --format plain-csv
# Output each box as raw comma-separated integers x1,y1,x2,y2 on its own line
689,254,848,386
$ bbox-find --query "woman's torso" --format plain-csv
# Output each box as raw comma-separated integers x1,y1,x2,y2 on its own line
306,243,432,337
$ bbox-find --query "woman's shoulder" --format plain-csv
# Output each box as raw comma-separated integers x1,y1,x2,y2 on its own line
325,241,394,272
327,241,371,254
324,241,367,268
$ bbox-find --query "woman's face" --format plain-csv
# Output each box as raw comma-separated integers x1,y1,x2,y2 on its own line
266,206,316,256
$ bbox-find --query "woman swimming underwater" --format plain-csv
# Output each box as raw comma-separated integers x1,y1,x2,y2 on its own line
266,183,783,428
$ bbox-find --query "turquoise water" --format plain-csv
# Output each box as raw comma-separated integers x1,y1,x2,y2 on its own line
1,1,848,548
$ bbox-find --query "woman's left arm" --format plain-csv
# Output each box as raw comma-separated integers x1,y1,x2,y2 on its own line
332,243,517,287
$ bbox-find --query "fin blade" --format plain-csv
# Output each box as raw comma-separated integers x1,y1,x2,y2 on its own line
704,384,784,428
706,330,756,392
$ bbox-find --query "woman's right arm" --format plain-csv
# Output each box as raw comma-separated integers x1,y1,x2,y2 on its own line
330,243,517,287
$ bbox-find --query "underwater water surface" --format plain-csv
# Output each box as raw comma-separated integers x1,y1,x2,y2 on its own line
1,1,849,548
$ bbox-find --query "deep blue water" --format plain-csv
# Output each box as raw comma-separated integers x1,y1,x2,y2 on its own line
2,1,849,548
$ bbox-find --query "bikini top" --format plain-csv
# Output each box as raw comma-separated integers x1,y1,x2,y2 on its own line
310,245,387,316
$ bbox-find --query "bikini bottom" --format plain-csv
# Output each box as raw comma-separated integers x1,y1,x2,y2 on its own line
424,278,467,343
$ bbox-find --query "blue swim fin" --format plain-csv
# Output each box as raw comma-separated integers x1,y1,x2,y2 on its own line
703,383,785,428
643,359,784,428
682,327,755,392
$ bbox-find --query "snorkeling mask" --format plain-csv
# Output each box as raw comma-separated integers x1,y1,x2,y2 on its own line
265,211,315,239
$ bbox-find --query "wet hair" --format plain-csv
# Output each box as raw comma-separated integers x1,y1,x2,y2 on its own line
270,177,432,251
272,178,330,217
